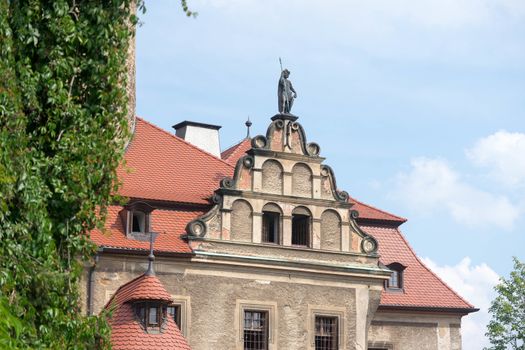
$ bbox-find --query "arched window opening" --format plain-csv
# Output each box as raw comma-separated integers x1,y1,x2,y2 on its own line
292,207,311,247
385,263,406,291
262,203,281,244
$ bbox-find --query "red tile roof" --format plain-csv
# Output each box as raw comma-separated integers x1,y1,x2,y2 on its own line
118,118,234,205
91,117,474,313
106,274,191,350
350,197,407,224
91,205,201,253
221,138,252,166
362,224,475,311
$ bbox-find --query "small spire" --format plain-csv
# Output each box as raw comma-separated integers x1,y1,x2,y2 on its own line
245,117,252,138
145,232,157,276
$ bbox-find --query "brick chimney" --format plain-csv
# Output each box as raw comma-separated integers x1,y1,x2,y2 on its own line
172,121,222,158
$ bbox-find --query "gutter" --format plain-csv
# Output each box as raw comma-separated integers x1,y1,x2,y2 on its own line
87,248,102,315
377,304,479,315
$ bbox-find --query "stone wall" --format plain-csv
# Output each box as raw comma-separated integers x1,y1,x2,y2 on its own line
320,210,341,251
87,254,385,350
292,163,312,197
368,311,463,350
262,160,283,194
230,199,253,242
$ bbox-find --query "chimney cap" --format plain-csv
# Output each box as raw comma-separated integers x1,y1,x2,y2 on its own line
172,120,221,131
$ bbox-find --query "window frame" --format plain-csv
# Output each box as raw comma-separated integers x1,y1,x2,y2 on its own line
262,211,281,244
384,262,406,292
236,300,277,350
243,309,269,350
314,315,339,350
131,210,148,233
134,301,167,333
120,201,155,238
308,305,345,350
169,295,190,337
291,213,311,247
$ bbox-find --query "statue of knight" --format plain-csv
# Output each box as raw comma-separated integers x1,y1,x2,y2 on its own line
278,58,297,114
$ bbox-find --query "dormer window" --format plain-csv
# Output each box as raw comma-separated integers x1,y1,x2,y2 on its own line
385,262,406,291
120,202,155,238
135,302,167,333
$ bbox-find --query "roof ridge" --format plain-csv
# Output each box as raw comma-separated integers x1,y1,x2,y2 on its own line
351,196,407,222
222,137,250,153
394,227,475,309
221,137,251,159
136,116,235,169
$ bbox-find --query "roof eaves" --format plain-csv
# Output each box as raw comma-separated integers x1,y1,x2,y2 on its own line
378,304,479,315
350,196,407,223
393,227,476,309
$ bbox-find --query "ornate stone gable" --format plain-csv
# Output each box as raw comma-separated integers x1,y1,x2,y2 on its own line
186,114,378,257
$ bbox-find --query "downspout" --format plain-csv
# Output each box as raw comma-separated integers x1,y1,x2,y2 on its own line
87,248,102,315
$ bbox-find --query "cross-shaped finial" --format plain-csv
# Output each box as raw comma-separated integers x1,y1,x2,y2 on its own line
245,117,252,138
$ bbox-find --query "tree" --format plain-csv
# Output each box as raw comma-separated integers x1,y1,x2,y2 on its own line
485,257,525,350
0,1,141,348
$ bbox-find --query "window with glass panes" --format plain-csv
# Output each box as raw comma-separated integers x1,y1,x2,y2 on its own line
167,304,181,328
315,316,338,350
244,310,268,350
134,302,166,333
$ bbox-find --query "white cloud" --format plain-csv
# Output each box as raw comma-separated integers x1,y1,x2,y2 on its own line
466,131,525,188
421,257,500,350
390,157,520,229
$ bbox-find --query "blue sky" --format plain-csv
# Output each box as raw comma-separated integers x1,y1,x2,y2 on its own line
135,1,525,348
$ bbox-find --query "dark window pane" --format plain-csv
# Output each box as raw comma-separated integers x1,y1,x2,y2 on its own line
132,211,146,233
262,212,279,243
292,214,309,246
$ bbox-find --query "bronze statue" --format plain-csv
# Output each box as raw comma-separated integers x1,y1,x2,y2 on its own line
278,69,297,114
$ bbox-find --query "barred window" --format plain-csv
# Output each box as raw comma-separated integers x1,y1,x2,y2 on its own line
292,214,310,246
262,211,280,244
244,310,268,350
315,316,338,350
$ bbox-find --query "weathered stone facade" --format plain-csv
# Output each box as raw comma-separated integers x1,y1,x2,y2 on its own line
86,113,476,349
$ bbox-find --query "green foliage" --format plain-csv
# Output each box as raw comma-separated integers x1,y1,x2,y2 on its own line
485,257,525,350
0,0,143,348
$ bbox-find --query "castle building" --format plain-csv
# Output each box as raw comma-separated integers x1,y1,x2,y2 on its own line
85,112,477,350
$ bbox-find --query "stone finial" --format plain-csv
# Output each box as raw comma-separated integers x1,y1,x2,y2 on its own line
245,117,252,138
145,232,157,276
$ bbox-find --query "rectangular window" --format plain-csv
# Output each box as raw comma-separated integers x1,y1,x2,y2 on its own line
132,211,146,233
167,304,181,328
262,212,279,244
148,306,159,326
292,214,310,246
244,310,268,350
315,316,338,350
387,270,399,288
